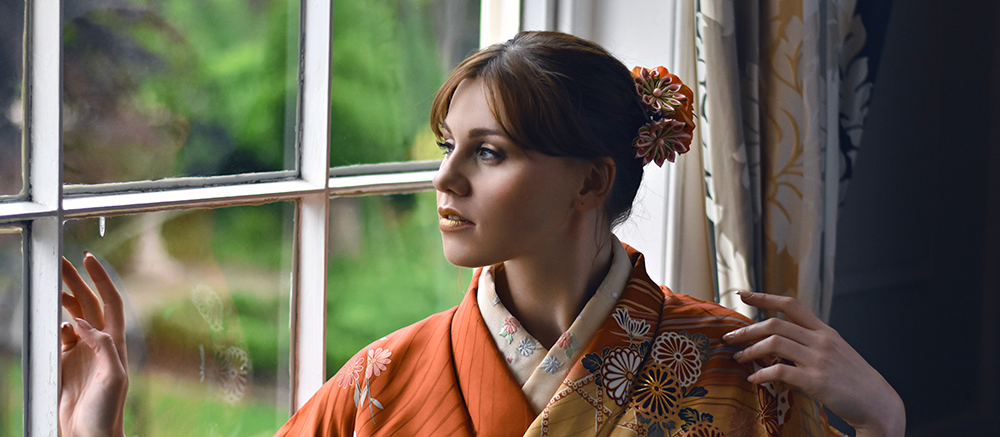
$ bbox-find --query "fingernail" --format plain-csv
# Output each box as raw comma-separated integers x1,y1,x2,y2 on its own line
83,250,92,258
736,290,752,298
747,373,756,384
733,350,743,360
74,318,92,329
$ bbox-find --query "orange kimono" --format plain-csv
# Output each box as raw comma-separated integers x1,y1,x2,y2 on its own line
276,246,843,436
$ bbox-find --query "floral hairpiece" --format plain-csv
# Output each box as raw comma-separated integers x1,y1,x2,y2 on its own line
630,66,696,166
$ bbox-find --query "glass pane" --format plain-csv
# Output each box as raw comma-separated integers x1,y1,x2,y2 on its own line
328,0,480,167
326,191,468,376
62,0,299,184
64,203,292,435
0,0,25,197
0,227,23,435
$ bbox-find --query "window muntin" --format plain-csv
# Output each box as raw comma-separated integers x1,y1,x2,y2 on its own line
62,205,292,434
0,227,23,436
327,0,479,167
61,0,300,184
0,0,25,198
325,192,466,376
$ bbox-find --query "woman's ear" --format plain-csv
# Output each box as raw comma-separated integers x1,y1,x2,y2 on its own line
576,157,616,211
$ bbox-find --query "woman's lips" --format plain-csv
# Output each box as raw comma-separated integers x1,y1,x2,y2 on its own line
438,208,473,230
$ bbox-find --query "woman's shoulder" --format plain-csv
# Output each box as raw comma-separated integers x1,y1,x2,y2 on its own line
659,286,754,327
336,304,460,379
277,305,465,436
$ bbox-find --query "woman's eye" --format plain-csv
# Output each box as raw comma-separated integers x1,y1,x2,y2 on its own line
477,146,503,161
437,141,454,155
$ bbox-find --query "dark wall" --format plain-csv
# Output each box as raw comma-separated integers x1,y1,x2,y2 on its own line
830,1,999,435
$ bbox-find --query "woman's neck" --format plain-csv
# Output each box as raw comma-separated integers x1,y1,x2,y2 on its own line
494,227,614,349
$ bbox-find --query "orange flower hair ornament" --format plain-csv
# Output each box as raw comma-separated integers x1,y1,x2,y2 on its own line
630,66,696,166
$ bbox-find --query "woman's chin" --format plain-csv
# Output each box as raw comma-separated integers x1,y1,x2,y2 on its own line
441,243,496,268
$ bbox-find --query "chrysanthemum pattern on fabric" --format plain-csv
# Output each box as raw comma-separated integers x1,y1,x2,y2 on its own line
601,346,644,406
652,332,704,387
517,338,538,357
539,356,562,374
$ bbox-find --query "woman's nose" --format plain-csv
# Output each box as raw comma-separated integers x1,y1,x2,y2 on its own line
433,153,471,196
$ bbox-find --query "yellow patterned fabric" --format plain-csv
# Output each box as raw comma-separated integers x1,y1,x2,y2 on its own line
525,244,844,437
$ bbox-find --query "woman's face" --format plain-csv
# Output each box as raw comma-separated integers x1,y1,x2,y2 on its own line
433,78,587,268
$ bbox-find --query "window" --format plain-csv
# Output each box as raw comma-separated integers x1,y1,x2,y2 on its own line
3,0,481,434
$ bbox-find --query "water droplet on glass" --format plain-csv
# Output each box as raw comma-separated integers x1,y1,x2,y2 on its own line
98,216,106,237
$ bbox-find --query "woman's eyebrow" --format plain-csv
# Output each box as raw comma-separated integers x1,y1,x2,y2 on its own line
468,127,505,139
440,121,504,139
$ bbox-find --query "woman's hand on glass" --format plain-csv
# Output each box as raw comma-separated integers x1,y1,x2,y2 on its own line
723,291,905,437
60,253,128,437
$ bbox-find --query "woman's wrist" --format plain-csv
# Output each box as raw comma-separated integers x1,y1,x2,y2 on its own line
854,391,905,437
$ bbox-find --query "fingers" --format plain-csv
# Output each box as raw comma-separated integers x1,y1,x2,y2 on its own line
62,254,129,373
732,333,814,366
60,322,80,352
736,291,824,330
83,254,125,331
61,291,84,320
73,318,127,376
82,253,128,371
747,363,808,388
723,317,813,348
62,257,105,330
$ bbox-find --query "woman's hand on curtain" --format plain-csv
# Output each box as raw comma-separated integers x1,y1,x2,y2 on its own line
722,291,905,437
60,254,129,437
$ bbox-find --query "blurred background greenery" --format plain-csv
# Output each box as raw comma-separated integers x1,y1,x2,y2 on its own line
0,0,480,434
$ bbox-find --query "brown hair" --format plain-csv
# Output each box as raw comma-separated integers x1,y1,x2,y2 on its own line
430,31,648,227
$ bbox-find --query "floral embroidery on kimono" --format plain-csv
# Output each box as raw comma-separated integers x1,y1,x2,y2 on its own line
331,342,393,424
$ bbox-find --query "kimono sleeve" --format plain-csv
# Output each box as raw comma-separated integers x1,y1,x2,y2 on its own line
273,349,365,436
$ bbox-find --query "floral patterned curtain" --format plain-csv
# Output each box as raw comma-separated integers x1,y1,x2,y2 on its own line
669,0,889,321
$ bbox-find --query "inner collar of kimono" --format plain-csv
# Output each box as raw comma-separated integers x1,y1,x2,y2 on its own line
477,235,632,413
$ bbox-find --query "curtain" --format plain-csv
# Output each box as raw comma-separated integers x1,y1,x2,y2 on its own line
667,0,889,322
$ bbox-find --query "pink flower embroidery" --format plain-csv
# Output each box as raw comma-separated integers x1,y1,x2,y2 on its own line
556,332,574,349
503,316,520,334
335,355,364,389
652,332,703,387
498,316,520,344
366,347,392,379
557,332,579,358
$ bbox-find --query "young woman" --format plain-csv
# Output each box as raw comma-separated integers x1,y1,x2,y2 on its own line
60,31,905,436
